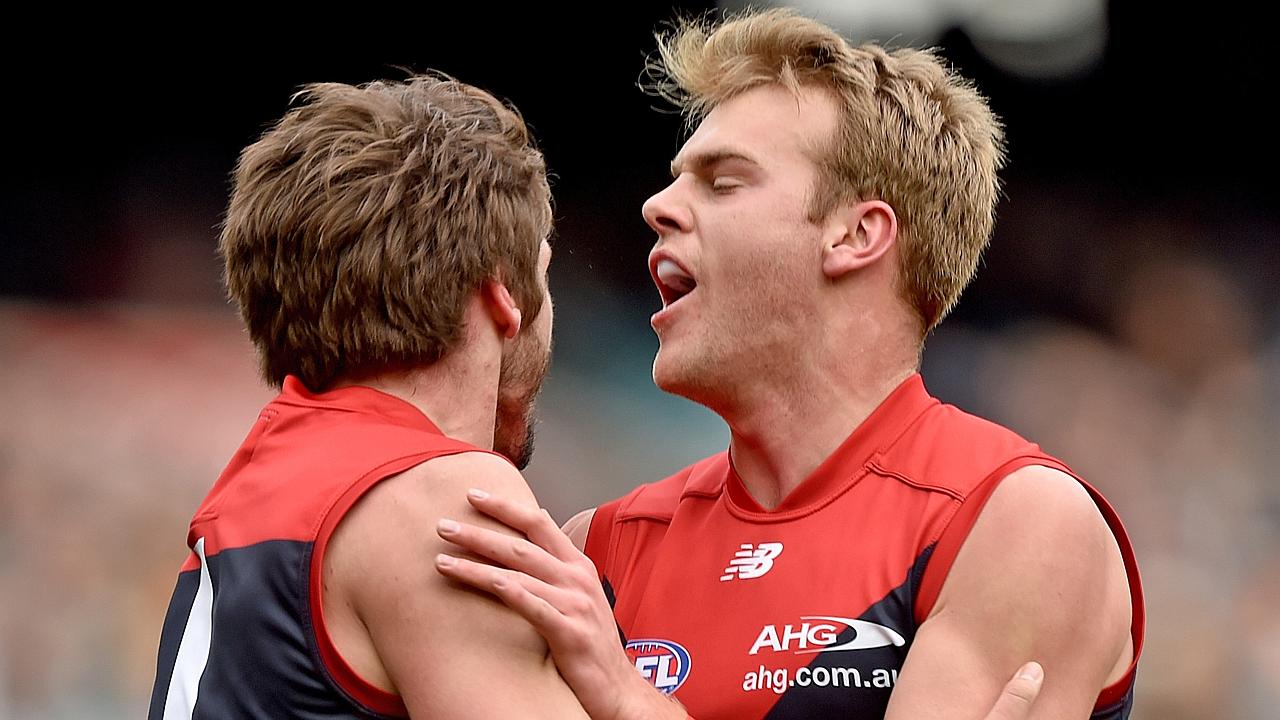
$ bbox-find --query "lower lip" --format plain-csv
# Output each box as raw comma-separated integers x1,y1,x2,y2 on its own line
651,293,691,329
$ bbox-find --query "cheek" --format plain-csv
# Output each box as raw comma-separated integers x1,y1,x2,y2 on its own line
717,251,817,334
723,236,811,293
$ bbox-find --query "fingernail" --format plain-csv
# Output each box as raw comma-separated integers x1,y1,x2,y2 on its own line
436,554,455,568
438,518,460,534
1018,662,1043,682
468,488,489,500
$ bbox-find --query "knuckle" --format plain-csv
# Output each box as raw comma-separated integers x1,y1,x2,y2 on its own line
567,566,594,587
566,595,592,616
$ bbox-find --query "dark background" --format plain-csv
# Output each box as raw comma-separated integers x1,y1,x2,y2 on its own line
4,2,1275,322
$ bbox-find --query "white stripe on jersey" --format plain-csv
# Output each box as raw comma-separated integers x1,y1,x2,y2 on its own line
163,537,214,719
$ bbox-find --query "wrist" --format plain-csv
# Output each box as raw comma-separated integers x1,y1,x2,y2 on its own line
612,669,686,720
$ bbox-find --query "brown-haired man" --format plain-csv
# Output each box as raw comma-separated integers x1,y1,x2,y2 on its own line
147,75,587,718
435,9,1142,720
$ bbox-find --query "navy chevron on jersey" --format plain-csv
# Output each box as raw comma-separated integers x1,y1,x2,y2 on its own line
149,377,493,719
585,374,1145,720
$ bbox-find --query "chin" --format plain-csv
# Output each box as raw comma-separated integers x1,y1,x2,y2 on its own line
652,333,709,389
653,352,717,407
651,351,682,394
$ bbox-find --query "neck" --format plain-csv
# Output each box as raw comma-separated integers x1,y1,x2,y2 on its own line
723,322,919,510
333,342,500,452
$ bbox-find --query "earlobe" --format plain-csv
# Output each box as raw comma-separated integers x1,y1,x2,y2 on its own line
481,280,522,339
821,201,897,280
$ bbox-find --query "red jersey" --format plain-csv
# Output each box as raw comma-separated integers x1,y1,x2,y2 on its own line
585,374,1144,720
149,377,493,719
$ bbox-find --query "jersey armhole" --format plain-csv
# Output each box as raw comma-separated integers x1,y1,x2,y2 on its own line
585,497,623,582
305,447,487,718
911,457,1032,625
912,456,1145,713
1079,477,1146,710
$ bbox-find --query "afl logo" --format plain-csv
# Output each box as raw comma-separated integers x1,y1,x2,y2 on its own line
625,638,691,694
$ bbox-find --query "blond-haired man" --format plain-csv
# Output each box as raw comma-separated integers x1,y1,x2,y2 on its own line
438,10,1142,720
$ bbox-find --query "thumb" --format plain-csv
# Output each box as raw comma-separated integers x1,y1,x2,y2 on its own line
983,662,1044,720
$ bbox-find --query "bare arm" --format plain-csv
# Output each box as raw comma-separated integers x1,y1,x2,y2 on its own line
324,452,589,718
435,496,682,720
885,465,1133,720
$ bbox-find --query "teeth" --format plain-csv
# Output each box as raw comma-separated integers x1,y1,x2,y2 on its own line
656,259,696,294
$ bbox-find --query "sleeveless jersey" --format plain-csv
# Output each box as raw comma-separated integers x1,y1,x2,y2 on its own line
149,376,490,719
585,374,1145,720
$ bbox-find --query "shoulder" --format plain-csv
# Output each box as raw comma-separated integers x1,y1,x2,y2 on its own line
610,453,729,523
562,508,595,552
877,402,1045,497
978,463,1096,513
322,450,555,704
324,449,522,572
971,464,1118,562
332,450,535,567
325,450,537,615
933,464,1132,648
343,450,536,530
889,464,1136,718
943,465,1126,590
408,449,534,498
573,454,726,571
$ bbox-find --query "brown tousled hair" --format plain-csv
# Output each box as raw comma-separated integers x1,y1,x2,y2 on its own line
220,74,552,389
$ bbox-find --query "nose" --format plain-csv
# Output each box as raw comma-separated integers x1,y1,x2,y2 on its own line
642,178,693,237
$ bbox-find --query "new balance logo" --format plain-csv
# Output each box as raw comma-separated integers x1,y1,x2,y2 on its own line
720,542,784,581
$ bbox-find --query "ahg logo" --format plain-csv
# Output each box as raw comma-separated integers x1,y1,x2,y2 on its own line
749,617,906,655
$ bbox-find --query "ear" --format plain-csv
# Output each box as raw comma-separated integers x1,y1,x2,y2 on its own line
481,279,522,339
821,200,898,280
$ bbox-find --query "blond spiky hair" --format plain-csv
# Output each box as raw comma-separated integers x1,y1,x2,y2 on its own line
647,9,1006,332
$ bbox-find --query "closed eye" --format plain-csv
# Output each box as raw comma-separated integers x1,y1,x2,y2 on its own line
711,177,743,193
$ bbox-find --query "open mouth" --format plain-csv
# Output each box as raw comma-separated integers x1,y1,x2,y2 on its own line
654,257,697,308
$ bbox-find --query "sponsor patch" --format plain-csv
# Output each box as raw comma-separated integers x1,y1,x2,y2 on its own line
626,638,692,694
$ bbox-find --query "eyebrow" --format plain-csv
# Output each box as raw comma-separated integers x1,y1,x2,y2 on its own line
669,150,761,179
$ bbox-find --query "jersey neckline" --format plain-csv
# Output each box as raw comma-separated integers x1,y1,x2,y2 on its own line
723,373,939,517
277,375,445,435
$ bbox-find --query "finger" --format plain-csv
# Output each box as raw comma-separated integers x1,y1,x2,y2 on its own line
465,489,580,561
984,662,1043,720
435,553,571,632
437,518,563,580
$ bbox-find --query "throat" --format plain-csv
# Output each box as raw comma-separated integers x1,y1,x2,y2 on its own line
728,436,826,511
